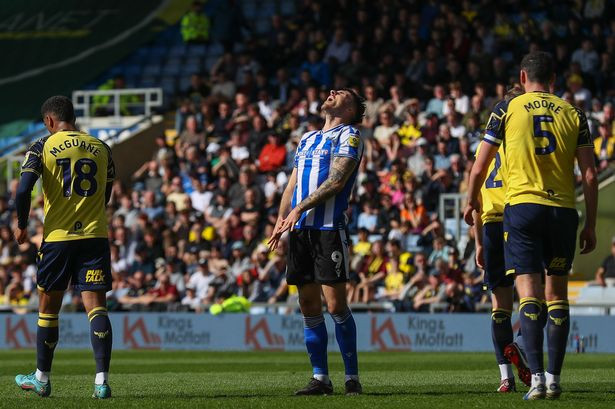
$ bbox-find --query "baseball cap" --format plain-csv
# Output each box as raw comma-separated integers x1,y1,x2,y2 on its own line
231,241,245,251
416,138,428,147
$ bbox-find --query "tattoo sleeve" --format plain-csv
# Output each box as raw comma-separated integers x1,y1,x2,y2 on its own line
295,156,357,213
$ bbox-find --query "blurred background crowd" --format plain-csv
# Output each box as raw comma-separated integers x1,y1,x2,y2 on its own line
2,0,615,314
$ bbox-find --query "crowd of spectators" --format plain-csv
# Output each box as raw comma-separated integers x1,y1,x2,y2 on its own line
2,0,615,314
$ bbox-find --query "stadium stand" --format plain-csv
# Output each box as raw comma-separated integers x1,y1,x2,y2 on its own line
1,0,615,315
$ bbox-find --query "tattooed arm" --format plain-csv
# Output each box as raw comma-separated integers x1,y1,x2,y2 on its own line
296,156,357,213
277,156,358,233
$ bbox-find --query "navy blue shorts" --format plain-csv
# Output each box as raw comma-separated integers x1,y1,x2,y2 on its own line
483,221,513,290
37,238,111,292
503,203,578,276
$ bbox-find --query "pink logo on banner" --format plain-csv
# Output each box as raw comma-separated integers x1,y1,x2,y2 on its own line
123,317,161,349
245,316,284,350
371,317,411,351
5,317,35,349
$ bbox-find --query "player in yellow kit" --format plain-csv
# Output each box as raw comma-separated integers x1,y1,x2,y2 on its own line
14,96,114,399
473,89,531,393
464,52,598,400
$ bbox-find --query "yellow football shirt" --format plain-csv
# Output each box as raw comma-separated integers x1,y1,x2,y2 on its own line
476,141,506,224
21,131,115,242
483,91,592,209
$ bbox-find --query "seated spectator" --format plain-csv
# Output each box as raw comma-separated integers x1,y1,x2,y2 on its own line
355,240,387,303
190,178,213,213
399,192,428,234
446,112,466,139
362,85,383,133
148,273,180,307
258,133,287,173
434,138,451,170
412,273,444,312
179,115,204,147
397,111,422,147
299,49,331,87
187,259,214,303
374,110,399,147
183,74,210,104
352,228,372,259
251,243,286,302
229,241,251,279
420,113,440,143
443,81,469,115
383,259,406,300
571,39,600,74
595,238,615,287
205,193,233,231
429,237,452,265
181,286,202,311
228,167,263,209
463,94,489,128
132,161,163,193
239,189,261,226
426,85,446,118
594,122,615,170
357,202,378,233
141,191,164,220
567,74,592,111
324,28,352,64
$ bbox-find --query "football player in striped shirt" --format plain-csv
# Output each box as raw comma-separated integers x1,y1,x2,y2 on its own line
269,89,365,396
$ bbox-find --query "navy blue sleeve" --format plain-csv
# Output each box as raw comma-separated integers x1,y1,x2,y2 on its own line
16,171,39,229
21,139,45,176
483,99,509,147
574,107,593,148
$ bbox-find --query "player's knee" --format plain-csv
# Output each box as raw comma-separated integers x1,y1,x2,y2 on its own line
298,296,322,316
326,298,347,315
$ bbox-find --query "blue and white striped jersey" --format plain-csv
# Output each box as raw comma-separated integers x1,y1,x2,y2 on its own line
292,124,363,230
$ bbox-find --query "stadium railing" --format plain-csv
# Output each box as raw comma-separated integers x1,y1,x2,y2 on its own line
72,88,163,120
438,193,467,244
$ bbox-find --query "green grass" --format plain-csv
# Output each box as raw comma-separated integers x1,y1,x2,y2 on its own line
1,350,614,408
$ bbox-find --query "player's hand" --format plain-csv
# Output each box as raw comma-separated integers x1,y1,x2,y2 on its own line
463,200,481,226
579,225,596,254
475,245,484,270
279,208,302,234
14,227,28,245
267,218,284,252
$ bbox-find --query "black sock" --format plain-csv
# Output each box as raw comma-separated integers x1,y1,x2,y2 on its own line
491,308,513,364
519,297,544,374
36,313,59,374
88,307,112,373
546,300,570,376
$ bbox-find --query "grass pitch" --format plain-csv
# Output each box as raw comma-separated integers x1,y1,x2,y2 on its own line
1,350,614,408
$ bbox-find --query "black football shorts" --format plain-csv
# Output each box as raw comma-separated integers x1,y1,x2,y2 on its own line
286,229,350,286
